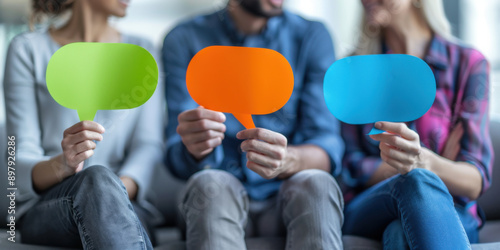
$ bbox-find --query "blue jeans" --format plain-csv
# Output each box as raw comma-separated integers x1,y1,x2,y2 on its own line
19,165,153,250
343,168,476,250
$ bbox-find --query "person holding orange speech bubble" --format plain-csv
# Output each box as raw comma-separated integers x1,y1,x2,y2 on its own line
162,0,345,249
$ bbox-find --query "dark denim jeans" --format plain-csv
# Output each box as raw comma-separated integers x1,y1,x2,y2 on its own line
343,168,476,250
19,165,153,250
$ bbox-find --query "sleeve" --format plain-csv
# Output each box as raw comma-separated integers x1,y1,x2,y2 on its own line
3,34,48,202
118,40,165,201
341,123,382,188
292,22,345,176
455,52,494,197
162,27,223,180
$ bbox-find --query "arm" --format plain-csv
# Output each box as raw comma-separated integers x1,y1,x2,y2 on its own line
366,56,492,200
371,119,487,200
32,121,104,192
450,56,493,199
289,22,344,176
341,123,390,188
366,122,464,187
424,148,482,200
236,23,344,179
4,35,46,200
162,28,224,179
118,82,164,200
3,36,98,196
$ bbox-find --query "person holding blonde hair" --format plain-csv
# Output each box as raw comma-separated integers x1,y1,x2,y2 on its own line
4,0,163,248
341,0,493,249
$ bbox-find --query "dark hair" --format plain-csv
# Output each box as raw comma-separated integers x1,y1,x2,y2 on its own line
30,0,74,29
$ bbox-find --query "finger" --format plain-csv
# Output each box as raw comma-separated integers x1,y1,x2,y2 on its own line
72,150,94,166
236,128,287,146
187,137,222,154
246,161,276,180
178,107,226,123
241,139,286,160
64,130,103,146
182,130,225,145
380,151,407,174
64,121,105,136
375,122,418,141
74,140,97,155
371,133,420,154
177,119,226,134
380,143,413,164
246,151,281,170
75,162,84,173
68,150,94,168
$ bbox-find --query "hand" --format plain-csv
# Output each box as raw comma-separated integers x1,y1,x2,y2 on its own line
237,128,289,179
61,121,104,175
370,122,429,175
177,107,226,160
442,121,464,161
120,176,138,200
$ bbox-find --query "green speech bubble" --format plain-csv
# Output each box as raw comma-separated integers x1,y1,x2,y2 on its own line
46,43,158,121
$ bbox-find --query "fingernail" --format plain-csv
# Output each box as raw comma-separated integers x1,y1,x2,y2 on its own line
236,132,242,139
375,122,382,128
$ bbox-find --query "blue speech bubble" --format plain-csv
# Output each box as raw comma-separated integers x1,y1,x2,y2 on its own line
324,54,436,135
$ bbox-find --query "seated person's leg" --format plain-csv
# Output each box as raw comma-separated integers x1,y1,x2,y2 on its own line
182,169,249,250
279,169,344,250
20,165,152,249
344,169,470,249
383,220,409,250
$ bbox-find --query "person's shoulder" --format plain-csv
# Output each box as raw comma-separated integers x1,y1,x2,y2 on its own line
443,36,487,65
121,33,155,51
8,30,48,51
165,11,220,41
282,11,329,34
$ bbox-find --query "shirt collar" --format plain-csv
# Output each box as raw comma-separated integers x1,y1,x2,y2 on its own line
218,8,284,45
382,34,449,70
423,34,449,70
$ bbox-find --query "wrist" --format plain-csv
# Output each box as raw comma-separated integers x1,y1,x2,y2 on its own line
120,176,138,200
278,147,300,179
418,147,434,172
53,155,75,181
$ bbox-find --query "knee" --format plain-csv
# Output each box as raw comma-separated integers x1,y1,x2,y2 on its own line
74,165,124,193
183,170,247,215
281,169,342,203
383,220,408,249
186,170,244,201
398,168,448,196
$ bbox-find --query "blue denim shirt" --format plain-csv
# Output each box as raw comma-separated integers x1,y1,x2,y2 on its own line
162,9,344,200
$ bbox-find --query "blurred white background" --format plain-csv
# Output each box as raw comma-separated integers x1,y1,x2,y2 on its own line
0,0,498,151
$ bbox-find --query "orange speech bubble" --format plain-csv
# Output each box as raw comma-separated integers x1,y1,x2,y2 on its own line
186,46,294,129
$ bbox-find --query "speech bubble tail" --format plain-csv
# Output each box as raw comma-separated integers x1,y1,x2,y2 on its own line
77,109,97,121
368,125,385,135
233,113,255,129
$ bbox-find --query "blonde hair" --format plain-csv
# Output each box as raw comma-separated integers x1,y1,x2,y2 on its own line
355,0,453,55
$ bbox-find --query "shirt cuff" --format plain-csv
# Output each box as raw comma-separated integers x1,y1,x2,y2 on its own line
166,142,223,179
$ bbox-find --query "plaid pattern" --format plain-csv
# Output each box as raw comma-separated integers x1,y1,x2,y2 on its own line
341,35,494,226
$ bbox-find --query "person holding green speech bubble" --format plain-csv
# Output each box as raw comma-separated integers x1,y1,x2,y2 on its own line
340,0,494,249
4,0,163,249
